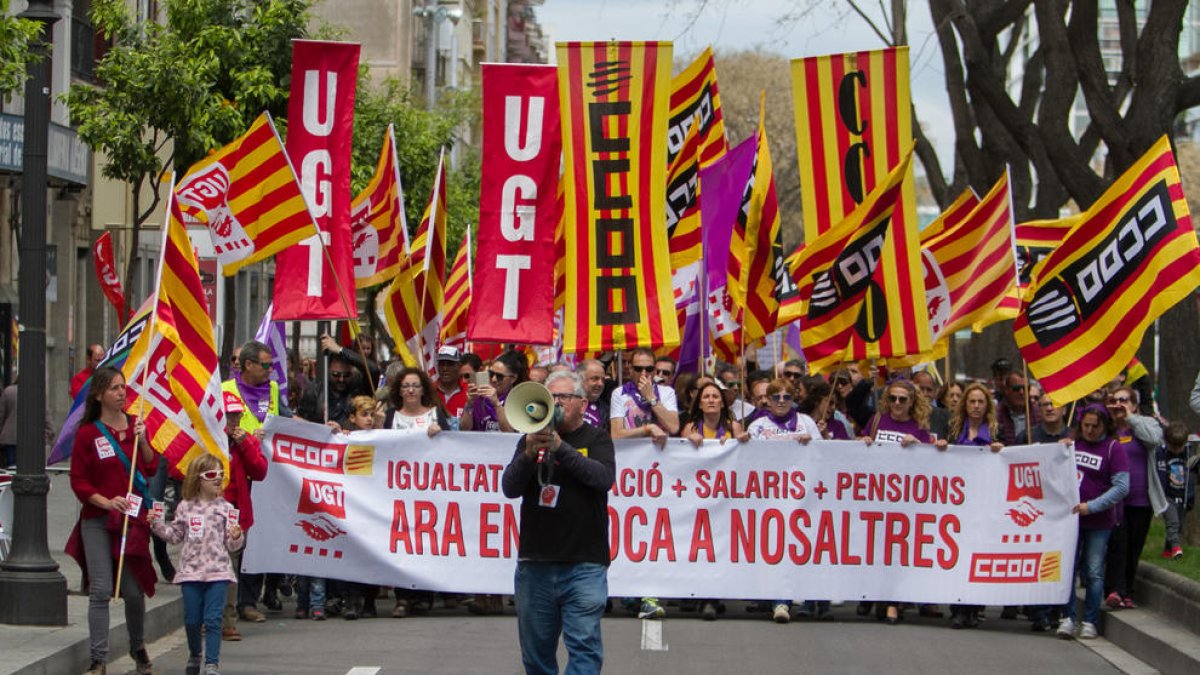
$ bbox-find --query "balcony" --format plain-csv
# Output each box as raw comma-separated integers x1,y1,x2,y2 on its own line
70,16,109,83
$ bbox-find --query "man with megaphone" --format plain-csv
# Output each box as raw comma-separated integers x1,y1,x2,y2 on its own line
501,371,616,675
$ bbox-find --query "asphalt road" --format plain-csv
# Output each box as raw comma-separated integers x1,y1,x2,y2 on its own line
101,597,1127,675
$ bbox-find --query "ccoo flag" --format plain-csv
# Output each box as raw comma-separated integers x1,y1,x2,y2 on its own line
786,150,927,372
351,124,409,288
124,193,229,479
668,46,728,168
174,113,315,276
791,47,916,243
384,150,448,375
557,41,679,353
1016,136,1200,405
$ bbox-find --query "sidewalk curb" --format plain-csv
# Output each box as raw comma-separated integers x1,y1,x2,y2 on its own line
9,588,183,675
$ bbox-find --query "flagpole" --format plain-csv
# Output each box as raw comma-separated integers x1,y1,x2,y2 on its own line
1022,360,1032,444
114,172,175,601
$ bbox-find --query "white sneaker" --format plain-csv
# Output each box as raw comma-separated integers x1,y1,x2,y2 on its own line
1079,622,1099,639
1056,617,1077,639
772,603,791,624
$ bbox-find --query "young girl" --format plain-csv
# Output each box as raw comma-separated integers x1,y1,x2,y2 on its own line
149,453,243,675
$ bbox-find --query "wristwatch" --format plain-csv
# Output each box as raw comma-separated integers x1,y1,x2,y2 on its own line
646,397,659,406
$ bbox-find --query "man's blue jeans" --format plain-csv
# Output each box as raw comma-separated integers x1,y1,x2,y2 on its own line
182,581,228,664
1062,527,1111,625
515,561,607,675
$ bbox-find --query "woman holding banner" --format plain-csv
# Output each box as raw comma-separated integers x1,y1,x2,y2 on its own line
67,366,157,675
682,381,749,448
747,379,822,443
938,382,1004,629
858,379,933,625
1058,405,1129,640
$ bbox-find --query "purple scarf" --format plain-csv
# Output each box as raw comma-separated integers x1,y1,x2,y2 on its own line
955,419,994,446
235,372,273,423
583,401,604,428
696,417,727,440
621,381,660,413
767,411,798,433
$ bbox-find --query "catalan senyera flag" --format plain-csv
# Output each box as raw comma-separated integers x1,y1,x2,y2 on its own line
558,41,679,353
1016,137,1200,405
124,194,229,480
920,189,980,244
440,226,472,348
792,47,916,242
351,124,408,288
174,113,314,277
669,46,728,168
922,172,1017,351
975,215,1079,330
788,150,926,372
385,151,447,374
732,100,792,342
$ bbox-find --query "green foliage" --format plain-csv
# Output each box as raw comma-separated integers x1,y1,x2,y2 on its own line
351,75,480,264
0,0,42,98
65,0,313,225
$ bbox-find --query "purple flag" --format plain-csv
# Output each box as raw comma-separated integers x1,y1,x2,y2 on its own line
701,135,756,290
254,303,289,401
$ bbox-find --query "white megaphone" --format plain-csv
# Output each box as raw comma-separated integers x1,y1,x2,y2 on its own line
504,381,564,463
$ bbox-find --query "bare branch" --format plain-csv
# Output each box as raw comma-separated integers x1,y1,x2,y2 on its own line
847,0,894,46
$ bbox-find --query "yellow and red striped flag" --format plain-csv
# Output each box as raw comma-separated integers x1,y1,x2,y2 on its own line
920,189,980,244
980,214,1081,329
922,172,1017,352
791,47,916,242
786,150,926,372
385,150,448,374
174,113,315,277
731,98,792,342
124,193,229,479
553,179,567,311
669,46,728,168
440,226,472,348
667,120,703,308
1016,136,1200,405
558,41,679,353
351,124,409,288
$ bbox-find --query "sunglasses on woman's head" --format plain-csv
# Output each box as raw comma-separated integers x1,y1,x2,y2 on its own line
199,470,224,482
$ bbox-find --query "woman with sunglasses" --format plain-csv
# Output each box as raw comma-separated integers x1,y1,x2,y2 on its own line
1057,405,1129,640
747,379,822,442
67,366,157,675
937,383,1003,629
460,350,526,432
857,379,932,625
149,452,243,675
1102,386,1168,610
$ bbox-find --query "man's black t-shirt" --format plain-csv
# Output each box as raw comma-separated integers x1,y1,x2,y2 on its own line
501,422,616,566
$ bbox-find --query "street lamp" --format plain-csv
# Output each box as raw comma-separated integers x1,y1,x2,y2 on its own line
0,0,68,627
413,1,463,109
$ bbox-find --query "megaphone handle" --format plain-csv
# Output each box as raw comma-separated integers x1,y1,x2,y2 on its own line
536,447,547,464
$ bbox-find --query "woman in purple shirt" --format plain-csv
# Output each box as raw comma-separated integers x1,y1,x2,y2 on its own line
1102,386,1167,609
1058,405,1130,640
937,382,1003,629
857,379,932,624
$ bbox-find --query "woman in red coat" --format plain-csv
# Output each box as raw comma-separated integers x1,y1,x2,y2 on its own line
68,366,157,675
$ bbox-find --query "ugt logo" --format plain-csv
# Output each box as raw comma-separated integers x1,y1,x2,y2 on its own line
1006,462,1044,501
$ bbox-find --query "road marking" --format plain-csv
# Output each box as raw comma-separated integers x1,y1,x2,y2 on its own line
345,668,382,675
640,620,668,651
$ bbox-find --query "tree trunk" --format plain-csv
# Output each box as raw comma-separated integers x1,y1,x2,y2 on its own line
219,275,237,380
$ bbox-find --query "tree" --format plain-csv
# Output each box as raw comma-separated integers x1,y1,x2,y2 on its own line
0,0,39,99
350,76,480,343
65,0,314,302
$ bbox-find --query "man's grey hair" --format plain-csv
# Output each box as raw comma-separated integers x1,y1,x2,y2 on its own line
239,340,272,366
546,370,585,397
576,358,605,374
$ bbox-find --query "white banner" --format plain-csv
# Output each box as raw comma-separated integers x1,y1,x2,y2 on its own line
243,416,1079,605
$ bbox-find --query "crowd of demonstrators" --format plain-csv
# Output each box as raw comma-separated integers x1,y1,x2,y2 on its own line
64,321,1200,673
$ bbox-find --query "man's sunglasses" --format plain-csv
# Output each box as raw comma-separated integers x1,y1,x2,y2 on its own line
631,365,655,374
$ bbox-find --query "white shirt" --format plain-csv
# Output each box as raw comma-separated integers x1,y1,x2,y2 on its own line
748,412,821,440
391,408,438,433
609,385,678,430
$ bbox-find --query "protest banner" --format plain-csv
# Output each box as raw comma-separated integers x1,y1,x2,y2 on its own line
244,416,1077,606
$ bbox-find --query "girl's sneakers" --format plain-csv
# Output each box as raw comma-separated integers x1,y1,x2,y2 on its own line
186,655,202,675
311,608,326,621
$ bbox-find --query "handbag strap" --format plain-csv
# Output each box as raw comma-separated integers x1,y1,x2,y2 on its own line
94,420,154,507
